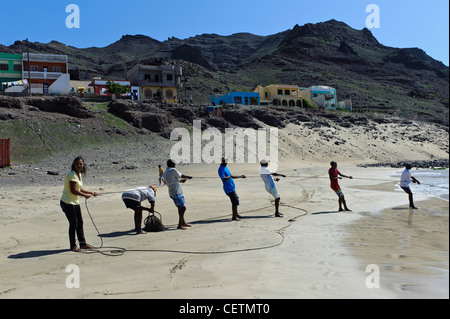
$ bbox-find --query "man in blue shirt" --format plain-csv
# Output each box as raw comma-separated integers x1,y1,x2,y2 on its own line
218,157,246,221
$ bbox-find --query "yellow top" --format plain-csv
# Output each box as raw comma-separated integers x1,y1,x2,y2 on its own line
61,170,83,205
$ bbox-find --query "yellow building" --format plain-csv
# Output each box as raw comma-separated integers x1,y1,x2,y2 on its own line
127,64,182,103
254,84,305,107
254,84,351,111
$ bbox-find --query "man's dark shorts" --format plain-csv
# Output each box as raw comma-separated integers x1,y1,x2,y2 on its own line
401,186,412,194
226,191,240,206
123,198,141,210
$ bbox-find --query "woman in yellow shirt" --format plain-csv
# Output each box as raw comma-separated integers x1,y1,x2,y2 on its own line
60,156,98,252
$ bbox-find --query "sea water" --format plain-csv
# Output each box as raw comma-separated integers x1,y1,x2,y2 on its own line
392,168,449,201
379,169,449,298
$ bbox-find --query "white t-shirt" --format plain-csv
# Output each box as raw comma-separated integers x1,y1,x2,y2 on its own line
400,169,412,187
260,166,276,190
163,167,183,197
122,187,155,203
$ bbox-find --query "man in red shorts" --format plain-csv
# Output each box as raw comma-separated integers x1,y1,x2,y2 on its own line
328,161,353,211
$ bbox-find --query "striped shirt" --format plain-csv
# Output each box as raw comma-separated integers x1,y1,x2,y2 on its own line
122,187,155,203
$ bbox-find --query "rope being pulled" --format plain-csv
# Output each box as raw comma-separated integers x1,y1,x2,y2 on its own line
83,198,308,257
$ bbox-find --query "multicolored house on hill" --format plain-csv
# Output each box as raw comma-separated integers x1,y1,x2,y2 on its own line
255,84,352,111
1,52,71,95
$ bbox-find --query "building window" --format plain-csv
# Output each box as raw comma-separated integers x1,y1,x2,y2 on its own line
285,90,290,95
0,64,8,71
31,65,39,72
166,89,173,99
144,74,151,81
13,64,22,72
144,88,152,99
167,74,173,81
277,89,282,95
52,66,61,73
234,97,242,104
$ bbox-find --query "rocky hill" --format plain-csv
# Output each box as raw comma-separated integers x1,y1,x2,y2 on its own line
0,96,448,172
3,20,449,124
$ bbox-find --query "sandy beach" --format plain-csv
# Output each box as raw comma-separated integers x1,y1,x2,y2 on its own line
0,159,448,299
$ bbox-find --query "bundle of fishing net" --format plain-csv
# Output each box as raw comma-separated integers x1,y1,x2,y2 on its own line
143,211,165,232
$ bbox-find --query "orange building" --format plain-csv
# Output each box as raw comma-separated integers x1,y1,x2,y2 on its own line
22,53,70,95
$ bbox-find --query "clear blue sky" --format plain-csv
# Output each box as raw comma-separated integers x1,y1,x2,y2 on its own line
1,0,448,65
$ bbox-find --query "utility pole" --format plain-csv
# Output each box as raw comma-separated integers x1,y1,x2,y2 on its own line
26,38,31,96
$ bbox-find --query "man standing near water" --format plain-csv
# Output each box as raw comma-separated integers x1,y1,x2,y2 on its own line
400,163,420,209
328,161,353,211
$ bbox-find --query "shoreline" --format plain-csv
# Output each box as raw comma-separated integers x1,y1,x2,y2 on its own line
343,196,449,298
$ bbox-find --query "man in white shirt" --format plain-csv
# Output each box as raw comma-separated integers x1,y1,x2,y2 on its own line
163,159,193,230
259,159,286,217
122,186,157,234
400,164,420,209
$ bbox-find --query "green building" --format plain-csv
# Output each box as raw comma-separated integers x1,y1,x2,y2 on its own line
0,52,23,91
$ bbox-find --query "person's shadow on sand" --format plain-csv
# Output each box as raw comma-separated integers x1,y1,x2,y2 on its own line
8,249,67,259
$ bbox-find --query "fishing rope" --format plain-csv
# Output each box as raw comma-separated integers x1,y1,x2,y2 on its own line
81,170,440,256
83,197,308,257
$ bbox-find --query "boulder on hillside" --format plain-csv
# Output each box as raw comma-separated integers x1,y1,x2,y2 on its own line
108,100,173,133
222,109,261,129
249,109,286,128
0,96,26,109
26,96,94,118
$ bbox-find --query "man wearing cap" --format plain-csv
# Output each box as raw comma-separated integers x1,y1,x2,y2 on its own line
122,185,157,234
259,159,286,218
218,157,246,221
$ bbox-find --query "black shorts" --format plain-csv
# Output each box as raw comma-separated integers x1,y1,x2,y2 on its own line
123,198,141,210
226,191,240,206
401,186,412,194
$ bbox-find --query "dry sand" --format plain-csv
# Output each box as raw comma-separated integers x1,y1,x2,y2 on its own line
1,118,449,299
0,159,448,299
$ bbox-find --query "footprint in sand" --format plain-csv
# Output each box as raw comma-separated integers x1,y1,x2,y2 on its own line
311,283,337,291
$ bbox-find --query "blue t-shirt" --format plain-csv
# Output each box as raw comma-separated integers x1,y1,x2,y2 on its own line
218,165,235,194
